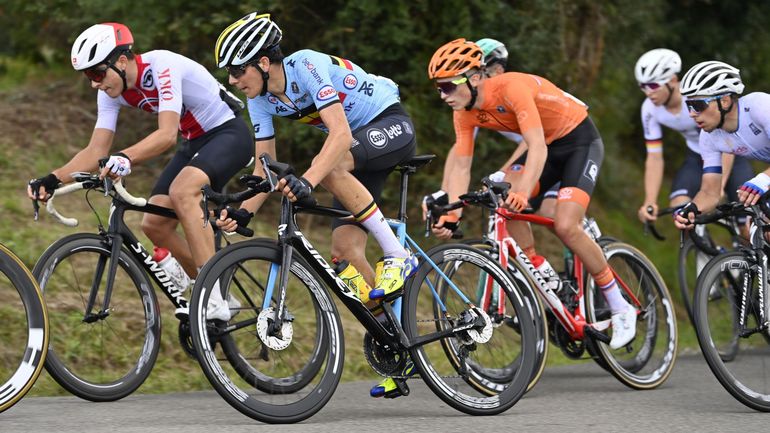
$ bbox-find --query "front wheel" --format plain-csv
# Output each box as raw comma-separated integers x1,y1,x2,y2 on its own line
402,244,537,415
585,242,677,389
693,251,770,411
32,233,160,401
189,240,343,424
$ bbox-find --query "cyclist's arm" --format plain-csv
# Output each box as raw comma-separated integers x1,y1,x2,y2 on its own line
691,173,722,214
238,137,276,214
513,127,547,197
301,102,352,187
441,144,473,218
118,111,180,164
638,151,664,221
52,128,115,183
498,139,528,172
720,152,735,195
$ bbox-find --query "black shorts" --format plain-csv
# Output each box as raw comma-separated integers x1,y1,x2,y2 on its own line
514,116,603,208
332,103,417,229
151,117,254,196
670,149,754,202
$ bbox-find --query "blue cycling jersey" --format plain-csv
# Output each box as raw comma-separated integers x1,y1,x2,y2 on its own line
247,49,401,140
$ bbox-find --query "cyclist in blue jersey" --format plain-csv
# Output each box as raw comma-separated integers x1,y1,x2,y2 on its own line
214,12,417,398
674,61,770,228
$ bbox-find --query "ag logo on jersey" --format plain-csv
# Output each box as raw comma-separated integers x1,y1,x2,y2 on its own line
583,160,598,184
316,85,337,101
367,128,388,148
343,74,358,90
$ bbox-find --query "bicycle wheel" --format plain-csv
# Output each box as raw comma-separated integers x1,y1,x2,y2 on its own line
585,241,677,389
692,251,770,411
190,240,342,424
460,240,548,393
402,243,537,415
32,233,161,401
678,226,716,325
0,243,48,413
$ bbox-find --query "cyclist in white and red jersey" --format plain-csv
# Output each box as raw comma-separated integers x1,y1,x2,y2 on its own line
214,12,417,398
675,61,770,227
634,49,753,224
27,23,253,320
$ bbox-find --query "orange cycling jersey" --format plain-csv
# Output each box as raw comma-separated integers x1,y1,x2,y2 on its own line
453,72,588,156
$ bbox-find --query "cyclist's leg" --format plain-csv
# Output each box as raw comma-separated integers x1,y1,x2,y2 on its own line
537,185,559,219
331,224,372,285
668,149,701,210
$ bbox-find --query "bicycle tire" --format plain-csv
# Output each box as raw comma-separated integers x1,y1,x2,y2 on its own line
32,233,161,401
402,243,537,415
692,251,770,411
0,243,48,413
189,240,342,424
460,240,548,393
585,241,677,389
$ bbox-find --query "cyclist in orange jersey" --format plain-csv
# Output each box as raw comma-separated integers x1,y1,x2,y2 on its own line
426,38,636,350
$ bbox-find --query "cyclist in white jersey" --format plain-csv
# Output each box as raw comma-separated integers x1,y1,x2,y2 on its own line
27,23,254,320
635,49,753,224
674,61,770,228
214,12,417,398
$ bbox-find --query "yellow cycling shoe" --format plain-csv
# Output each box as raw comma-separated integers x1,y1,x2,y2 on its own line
369,361,415,398
369,255,418,301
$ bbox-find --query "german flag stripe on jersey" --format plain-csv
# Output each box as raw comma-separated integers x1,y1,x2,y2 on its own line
330,55,354,70
645,139,663,153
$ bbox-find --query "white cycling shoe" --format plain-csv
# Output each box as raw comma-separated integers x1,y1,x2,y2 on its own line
609,303,637,349
207,280,242,322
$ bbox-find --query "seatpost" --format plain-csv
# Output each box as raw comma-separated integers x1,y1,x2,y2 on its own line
396,166,415,223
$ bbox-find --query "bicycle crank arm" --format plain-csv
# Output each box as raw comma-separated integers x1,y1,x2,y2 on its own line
584,324,611,344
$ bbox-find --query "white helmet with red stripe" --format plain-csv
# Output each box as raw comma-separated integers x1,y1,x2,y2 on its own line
71,23,134,71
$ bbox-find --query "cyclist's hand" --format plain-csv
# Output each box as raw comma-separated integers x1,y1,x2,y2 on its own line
27,173,61,202
638,203,658,223
674,201,699,230
503,191,528,212
738,173,770,206
100,152,132,179
432,214,460,239
421,190,448,221
278,174,313,202
216,207,253,233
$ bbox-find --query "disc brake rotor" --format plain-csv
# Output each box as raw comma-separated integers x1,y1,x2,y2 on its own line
256,307,294,350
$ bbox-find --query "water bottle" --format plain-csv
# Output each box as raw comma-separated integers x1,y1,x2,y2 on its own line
334,259,375,302
531,255,562,295
152,247,191,292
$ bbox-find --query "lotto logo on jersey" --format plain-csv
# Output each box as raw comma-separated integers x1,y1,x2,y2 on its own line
316,85,337,101
384,123,403,140
367,128,388,148
343,74,358,90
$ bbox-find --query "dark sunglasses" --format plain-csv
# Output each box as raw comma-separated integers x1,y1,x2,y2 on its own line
84,64,110,83
685,94,726,114
226,63,252,79
638,81,666,91
435,76,469,95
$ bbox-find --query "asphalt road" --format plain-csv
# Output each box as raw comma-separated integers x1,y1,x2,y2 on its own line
2,355,766,433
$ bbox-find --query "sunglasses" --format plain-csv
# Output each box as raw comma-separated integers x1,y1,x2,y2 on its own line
685,94,727,114
226,63,253,79
84,64,110,83
436,76,469,95
638,81,667,91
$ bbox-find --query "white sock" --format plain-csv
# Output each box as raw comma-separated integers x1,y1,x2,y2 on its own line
600,280,629,314
356,202,407,258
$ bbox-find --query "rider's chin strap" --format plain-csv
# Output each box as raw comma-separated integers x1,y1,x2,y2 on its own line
464,79,478,111
259,66,270,97
663,83,674,107
110,63,128,94
716,95,735,130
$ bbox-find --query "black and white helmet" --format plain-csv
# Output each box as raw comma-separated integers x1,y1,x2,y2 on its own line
634,48,681,84
215,12,282,68
680,60,744,97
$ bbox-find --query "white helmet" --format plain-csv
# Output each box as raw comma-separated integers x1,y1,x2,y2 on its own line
71,23,133,71
634,48,681,84
680,60,745,97
215,12,283,68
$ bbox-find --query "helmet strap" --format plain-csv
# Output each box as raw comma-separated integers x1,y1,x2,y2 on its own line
109,63,128,94
464,79,478,110
259,63,270,97
663,83,674,107
716,96,734,130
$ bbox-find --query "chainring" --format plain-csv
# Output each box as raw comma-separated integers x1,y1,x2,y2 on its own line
178,319,197,359
553,324,585,359
363,332,408,377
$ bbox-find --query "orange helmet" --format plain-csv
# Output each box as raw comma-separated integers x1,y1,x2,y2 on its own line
428,38,483,79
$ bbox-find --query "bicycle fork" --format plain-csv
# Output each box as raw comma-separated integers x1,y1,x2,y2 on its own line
82,233,123,323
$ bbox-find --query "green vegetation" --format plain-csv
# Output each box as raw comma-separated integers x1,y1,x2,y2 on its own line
2,0,769,395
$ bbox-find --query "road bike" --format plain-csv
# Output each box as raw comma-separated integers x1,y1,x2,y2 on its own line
429,178,677,390
188,154,539,423
0,243,48,413
690,201,770,411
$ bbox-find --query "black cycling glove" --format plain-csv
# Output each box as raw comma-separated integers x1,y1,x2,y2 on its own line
29,173,61,199
284,174,313,201
224,206,253,229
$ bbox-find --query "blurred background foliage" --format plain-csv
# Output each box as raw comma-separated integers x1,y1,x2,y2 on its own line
1,0,770,367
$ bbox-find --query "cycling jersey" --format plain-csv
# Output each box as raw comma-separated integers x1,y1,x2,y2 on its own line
641,97,700,154
246,49,401,140
452,72,588,156
94,50,235,140
700,92,770,172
